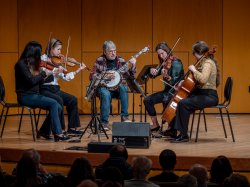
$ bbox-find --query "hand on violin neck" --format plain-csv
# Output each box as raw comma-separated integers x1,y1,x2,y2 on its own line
80,63,86,70
74,63,86,75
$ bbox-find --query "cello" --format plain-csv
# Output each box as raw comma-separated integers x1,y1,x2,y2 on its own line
161,46,217,124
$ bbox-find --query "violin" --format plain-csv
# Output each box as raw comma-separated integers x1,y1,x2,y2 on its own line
51,56,78,67
40,60,68,74
152,38,181,77
163,55,175,70
51,55,91,71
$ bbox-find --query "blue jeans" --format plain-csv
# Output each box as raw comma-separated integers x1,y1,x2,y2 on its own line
40,85,80,130
18,94,63,134
98,84,129,124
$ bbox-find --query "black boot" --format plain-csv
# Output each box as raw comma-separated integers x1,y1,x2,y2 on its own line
161,128,177,139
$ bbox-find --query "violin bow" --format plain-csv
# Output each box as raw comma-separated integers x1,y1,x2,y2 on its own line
46,32,53,61
65,35,71,70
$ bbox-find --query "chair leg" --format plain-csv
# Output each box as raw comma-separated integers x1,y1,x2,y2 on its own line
0,106,9,137
33,108,38,133
195,110,202,142
36,108,42,131
18,106,25,133
202,109,207,132
0,106,5,127
190,112,195,139
219,108,227,138
28,109,36,141
225,107,235,142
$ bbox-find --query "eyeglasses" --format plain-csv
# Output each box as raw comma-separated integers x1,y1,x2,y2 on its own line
106,49,116,54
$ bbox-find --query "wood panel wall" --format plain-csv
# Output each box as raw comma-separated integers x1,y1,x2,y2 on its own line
0,0,249,114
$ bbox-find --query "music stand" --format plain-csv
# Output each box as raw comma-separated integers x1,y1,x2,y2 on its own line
136,64,158,122
126,77,146,122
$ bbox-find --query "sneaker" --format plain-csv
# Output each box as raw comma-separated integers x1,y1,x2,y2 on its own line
121,116,131,122
100,123,109,131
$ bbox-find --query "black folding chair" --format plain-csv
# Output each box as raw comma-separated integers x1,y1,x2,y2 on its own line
0,76,37,141
190,77,235,142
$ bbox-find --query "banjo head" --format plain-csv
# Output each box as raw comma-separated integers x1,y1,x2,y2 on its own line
105,70,121,90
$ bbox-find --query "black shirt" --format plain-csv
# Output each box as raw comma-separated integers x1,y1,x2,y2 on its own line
15,60,46,95
106,59,117,70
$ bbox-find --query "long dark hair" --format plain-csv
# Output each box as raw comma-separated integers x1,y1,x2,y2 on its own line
18,41,42,71
210,155,233,184
192,41,220,87
67,157,95,186
155,42,172,63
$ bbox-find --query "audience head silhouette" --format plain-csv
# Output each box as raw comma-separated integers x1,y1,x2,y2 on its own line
178,174,198,187
109,144,128,160
159,149,177,171
67,157,95,187
132,156,152,180
210,155,233,184
189,164,208,187
223,173,250,187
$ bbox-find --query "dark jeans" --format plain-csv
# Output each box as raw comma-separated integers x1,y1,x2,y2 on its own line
17,94,62,134
173,89,218,135
144,90,172,116
40,85,80,131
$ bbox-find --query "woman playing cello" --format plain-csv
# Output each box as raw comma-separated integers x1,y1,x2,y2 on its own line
170,41,220,143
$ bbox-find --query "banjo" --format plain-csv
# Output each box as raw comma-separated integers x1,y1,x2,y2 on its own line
100,46,150,91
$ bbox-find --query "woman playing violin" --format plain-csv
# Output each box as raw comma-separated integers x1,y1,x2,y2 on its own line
144,42,184,132
39,38,86,137
15,41,70,141
170,41,220,143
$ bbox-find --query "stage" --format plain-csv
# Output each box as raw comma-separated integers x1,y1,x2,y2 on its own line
0,114,250,173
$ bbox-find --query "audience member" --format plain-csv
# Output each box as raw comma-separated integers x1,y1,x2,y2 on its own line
77,179,98,187
210,155,233,185
178,174,198,187
149,149,179,182
189,164,208,187
46,173,69,187
67,157,95,187
101,167,124,186
223,173,250,187
11,157,41,187
95,144,133,180
124,156,159,187
12,149,50,185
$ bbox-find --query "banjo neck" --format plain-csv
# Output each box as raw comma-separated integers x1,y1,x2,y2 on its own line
117,46,150,74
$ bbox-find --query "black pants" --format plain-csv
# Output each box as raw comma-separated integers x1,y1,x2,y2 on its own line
144,90,172,116
40,85,80,131
173,89,218,135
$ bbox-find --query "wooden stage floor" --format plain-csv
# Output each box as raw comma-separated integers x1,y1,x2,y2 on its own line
0,114,250,172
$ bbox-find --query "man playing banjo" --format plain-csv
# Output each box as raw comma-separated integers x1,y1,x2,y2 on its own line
89,40,136,130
